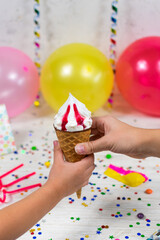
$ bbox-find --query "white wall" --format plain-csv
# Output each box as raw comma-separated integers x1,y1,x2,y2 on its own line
0,0,160,65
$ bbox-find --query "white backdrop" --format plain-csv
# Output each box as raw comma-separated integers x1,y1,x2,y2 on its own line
0,0,160,65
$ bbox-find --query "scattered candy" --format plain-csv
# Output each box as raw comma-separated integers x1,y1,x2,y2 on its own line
2,88,158,240
106,154,112,159
137,213,145,219
34,100,40,107
44,161,51,168
145,189,153,194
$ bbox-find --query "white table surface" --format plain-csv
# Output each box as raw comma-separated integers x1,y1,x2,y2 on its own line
1,93,160,240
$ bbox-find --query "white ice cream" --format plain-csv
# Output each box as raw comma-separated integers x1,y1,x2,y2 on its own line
53,93,92,132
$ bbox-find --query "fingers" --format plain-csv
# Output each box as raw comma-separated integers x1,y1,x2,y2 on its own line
91,115,114,134
85,164,95,176
78,154,94,169
53,141,64,164
90,134,101,141
75,136,108,155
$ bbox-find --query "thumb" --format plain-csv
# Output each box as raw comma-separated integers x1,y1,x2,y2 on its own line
75,136,108,155
53,141,64,164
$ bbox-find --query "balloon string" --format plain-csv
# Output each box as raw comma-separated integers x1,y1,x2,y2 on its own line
107,0,119,109
34,0,41,75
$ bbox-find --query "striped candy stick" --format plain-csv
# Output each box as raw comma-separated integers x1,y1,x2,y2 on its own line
34,0,41,73
107,0,118,109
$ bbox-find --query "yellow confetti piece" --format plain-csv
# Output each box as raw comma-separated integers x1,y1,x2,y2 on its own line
35,62,41,68
85,235,89,238
34,100,40,107
3,144,8,148
37,228,41,231
82,202,88,207
45,161,51,168
132,208,137,212
30,229,35,232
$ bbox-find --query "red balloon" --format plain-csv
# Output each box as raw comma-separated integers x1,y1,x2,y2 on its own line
116,37,160,116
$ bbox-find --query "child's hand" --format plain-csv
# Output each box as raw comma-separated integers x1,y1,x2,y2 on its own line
75,116,151,159
46,141,95,199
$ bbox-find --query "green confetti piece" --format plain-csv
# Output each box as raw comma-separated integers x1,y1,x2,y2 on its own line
101,192,106,195
109,236,114,239
106,154,112,159
31,146,37,150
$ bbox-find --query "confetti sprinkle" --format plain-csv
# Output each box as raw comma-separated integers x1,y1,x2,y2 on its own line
44,161,51,168
106,154,112,159
34,100,40,107
137,213,145,219
31,146,37,150
145,189,153,194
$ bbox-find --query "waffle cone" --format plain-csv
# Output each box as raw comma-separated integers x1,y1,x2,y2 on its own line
55,127,91,198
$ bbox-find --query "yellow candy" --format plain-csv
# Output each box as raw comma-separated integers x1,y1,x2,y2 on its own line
45,161,51,168
34,100,40,107
82,203,88,207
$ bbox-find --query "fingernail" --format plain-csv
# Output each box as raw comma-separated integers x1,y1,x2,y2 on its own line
54,140,58,147
75,144,85,154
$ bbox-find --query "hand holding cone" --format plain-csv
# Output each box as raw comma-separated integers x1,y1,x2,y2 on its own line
55,128,91,198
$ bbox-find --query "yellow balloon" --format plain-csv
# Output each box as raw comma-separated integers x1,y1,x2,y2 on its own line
41,43,114,112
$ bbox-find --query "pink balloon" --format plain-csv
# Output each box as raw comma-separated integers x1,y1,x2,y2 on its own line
116,37,160,116
0,47,39,117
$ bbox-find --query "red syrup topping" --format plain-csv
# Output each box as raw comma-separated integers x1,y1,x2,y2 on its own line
73,103,86,129
61,105,70,131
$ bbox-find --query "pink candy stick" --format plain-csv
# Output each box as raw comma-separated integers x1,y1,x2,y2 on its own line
0,164,24,179
3,172,36,188
5,183,42,194
108,164,148,182
0,189,6,203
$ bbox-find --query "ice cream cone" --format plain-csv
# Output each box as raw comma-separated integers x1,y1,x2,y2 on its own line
55,127,91,198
